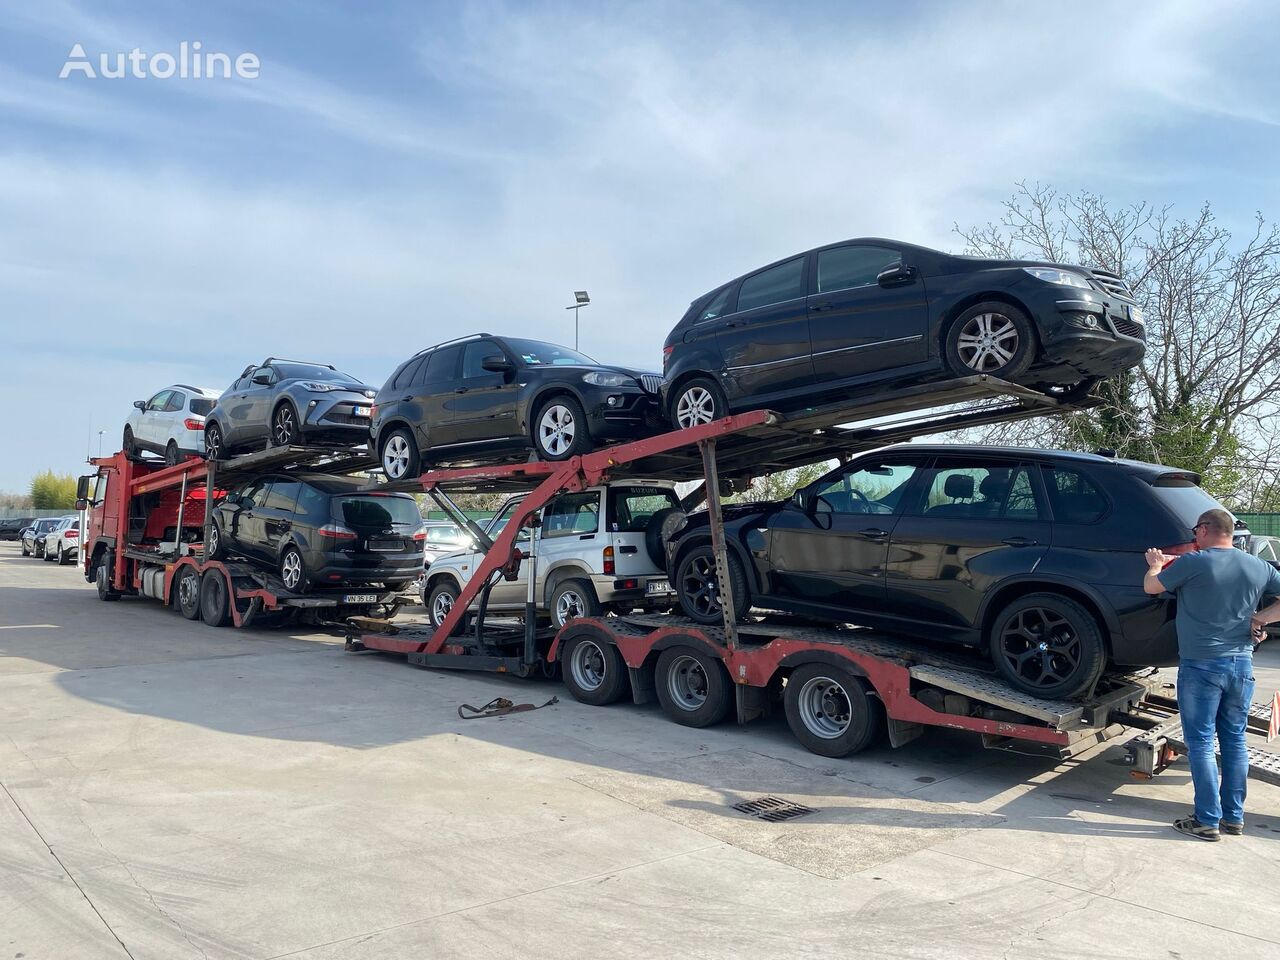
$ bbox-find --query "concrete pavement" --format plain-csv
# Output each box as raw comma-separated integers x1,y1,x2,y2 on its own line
2,542,1278,959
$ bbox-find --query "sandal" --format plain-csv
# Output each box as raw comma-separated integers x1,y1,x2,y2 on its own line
1173,816,1220,842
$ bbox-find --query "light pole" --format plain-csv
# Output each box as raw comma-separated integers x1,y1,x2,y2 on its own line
97,430,104,458
564,290,590,351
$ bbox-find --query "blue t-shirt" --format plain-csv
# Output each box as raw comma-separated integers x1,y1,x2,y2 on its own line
1157,547,1280,659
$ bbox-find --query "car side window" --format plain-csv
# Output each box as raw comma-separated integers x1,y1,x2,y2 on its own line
487,498,529,542
697,287,733,323
266,480,301,512
294,484,328,517
736,257,806,312
810,461,921,515
420,345,463,387
146,390,172,412
462,341,501,380
391,357,425,390
251,366,276,386
918,461,1044,520
164,391,186,412
249,481,273,509
542,492,600,538
1043,465,1109,524
816,245,901,294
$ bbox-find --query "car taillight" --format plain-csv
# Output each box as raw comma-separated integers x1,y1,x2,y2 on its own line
603,545,615,575
183,418,203,431
411,527,428,541
319,523,357,540
370,404,378,419
1161,541,1196,565
662,345,674,368
65,529,78,538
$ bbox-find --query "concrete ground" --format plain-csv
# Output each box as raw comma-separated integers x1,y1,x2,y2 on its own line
2,541,1279,960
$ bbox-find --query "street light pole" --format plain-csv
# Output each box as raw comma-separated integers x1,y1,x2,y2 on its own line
565,291,590,351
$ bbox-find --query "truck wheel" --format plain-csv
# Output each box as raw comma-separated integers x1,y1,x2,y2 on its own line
200,570,232,627
674,543,750,624
560,627,629,706
175,566,202,620
784,663,883,758
549,578,601,629
95,555,120,601
989,593,1106,700
655,645,732,727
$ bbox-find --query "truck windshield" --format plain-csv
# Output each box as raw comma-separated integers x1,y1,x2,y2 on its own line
336,495,421,529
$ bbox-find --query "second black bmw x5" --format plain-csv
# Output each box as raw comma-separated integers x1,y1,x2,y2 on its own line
662,238,1147,428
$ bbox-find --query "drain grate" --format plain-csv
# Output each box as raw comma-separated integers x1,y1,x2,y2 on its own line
732,796,817,822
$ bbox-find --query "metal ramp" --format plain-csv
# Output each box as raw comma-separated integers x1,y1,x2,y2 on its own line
1125,700,1280,787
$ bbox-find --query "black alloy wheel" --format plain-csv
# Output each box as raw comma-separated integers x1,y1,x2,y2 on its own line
989,593,1106,700
674,544,749,624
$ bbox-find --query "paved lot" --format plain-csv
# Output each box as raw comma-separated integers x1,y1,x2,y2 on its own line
2,541,1279,960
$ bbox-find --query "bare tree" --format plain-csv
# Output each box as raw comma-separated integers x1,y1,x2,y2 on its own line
956,183,1280,506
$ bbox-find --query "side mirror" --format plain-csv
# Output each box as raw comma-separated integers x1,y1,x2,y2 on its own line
76,475,91,500
812,494,835,529
75,498,88,511
251,373,272,385
133,399,146,409
481,355,514,374
792,490,807,510
877,261,916,286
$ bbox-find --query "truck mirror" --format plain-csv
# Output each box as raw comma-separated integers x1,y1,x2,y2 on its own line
76,475,91,500
75,499,88,511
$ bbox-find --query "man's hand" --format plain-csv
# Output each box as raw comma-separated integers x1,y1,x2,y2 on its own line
1143,548,1174,596
1145,548,1173,571
1252,616,1267,644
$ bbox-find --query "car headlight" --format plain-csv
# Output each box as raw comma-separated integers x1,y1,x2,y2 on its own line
583,371,635,387
1023,267,1093,290
301,381,338,392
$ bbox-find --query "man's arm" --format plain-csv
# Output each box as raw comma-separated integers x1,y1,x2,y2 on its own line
1144,548,1175,595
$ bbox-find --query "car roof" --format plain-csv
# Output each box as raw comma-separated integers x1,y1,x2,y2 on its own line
166,384,222,396
274,473,417,497
874,444,1199,476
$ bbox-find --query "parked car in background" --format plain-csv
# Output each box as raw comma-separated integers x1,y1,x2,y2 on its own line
43,516,80,565
1238,532,1280,565
422,481,681,628
371,334,662,479
0,517,35,541
422,522,471,567
665,445,1224,700
207,473,424,593
661,238,1146,428
123,385,222,464
204,359,376,461
21,517,64,558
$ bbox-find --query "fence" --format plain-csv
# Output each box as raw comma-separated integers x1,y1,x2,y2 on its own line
1238,513,1280,537
0,508,71,521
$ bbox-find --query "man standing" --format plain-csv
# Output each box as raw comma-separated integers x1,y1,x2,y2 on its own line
1144,508,1280,841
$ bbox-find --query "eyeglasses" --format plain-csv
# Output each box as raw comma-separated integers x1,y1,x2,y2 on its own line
1192,523,1209,535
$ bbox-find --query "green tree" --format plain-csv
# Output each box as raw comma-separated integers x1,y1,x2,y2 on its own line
732,461,834,504
29,470,77,509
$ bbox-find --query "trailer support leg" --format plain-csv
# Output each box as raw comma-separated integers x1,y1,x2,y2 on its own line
698,438,739,653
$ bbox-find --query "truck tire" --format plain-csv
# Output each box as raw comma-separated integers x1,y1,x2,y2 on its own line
988,592,1106,700
200,570,232,627
654,645,732,728
175,566,202,620
95,554,120,601
549,578,601,629
783,663,883,758
559,626,630,706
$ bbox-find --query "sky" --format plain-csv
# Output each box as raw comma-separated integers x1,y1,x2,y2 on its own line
2,0,1280,491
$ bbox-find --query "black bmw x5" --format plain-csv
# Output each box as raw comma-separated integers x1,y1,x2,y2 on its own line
662,238,1146,428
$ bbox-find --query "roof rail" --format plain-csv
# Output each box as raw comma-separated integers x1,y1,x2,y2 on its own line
411,333,492,359
172,383,201,392
262,358,338,371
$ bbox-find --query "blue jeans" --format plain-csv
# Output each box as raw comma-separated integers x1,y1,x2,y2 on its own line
1177,655,1255,827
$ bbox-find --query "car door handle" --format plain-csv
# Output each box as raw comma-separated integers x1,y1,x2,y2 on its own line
810,301,834,312
1002,537,1039,548
723,319,747,329
401,395,412,401
858,528,889,540
455,387,468,394
618,545,638,554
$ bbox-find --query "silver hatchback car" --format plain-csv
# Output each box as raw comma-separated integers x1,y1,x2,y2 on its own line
124,385,222,464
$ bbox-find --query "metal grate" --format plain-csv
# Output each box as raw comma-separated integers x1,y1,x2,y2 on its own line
1110,316,1144,339
639,374,663,395
1089,269,1135,300
732,796,817,822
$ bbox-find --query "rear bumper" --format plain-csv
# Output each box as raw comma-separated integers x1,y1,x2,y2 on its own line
1108,589,1180,667
588,572,675,606
312,554,422,586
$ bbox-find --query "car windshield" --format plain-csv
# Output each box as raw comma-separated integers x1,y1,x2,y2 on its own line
502,339,597,366
274,362,361,383
336,495,422,528
36,519,59,532
189,397,215,416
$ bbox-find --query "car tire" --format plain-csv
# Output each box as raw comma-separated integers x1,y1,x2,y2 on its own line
674,542,750,624
380,427,421,482
670,377,727,429
175,566,202,620
532,395,590,461
57,544,69,565
654,645,732,728
279,546,308,593
20,541,29,557
988,592,1107,700
549,578,602,629
645,507,687,567
35,542,45,559
165,441,180,467
427,580,461,629
95,554,120,601
784,663,884,757
123,425,138,457
204,520,224,560
944,301,1037,380
559,628,630,706
43,544,55,562
204,421,225,461
271,402,301,448
200,569,232,627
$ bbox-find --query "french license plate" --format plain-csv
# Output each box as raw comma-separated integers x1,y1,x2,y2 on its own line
646,579,673,596
353,406,371,417
343,593,377,604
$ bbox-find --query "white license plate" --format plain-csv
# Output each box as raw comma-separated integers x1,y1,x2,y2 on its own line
646,579,672,596
343,593,377,603
353,406,371,417
1129,305,1144,325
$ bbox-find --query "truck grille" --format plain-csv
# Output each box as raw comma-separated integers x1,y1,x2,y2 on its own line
640,374,663,395
1090,269,1135,301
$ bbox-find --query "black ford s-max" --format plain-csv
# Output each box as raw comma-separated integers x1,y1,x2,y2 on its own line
661,238,1146,428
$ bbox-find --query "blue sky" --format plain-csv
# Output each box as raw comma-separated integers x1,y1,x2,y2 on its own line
2,0,1280,491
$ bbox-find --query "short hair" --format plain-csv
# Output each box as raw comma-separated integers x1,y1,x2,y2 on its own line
1197,508,1235,537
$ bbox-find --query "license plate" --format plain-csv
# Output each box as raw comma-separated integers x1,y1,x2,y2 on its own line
646,579,672,596
353,406,371,417
343,593,377,604
369,537,405,552
1128,305,1145,325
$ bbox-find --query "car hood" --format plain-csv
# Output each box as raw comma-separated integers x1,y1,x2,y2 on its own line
534,364,660,380
943,254,1099,274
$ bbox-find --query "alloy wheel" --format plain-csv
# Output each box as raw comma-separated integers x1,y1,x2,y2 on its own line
273,406,297,446
555,588,587,626
383,435,411,479
956,312,1020,372
431,590,454,626
998,607,1081,689
281,550,303,590
675,387,716,428
568,639,607,692
679,553,720,617
665,654,710,711
538,404,576,457
796,675,853,739
205,425,222,460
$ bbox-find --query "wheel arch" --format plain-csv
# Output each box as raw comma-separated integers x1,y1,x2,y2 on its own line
669,529,762,595
542,561,596,604
525,385,588,436
375,416,420,453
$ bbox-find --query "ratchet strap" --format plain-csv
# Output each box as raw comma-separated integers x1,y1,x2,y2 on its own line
458,695,559,720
